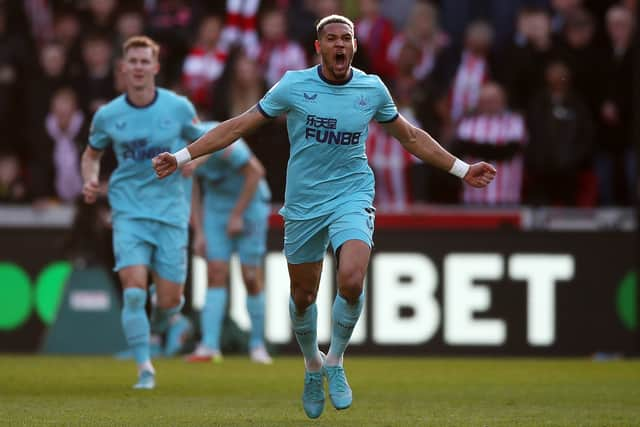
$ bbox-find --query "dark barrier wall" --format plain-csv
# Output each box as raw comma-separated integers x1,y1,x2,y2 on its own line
0,226,637,355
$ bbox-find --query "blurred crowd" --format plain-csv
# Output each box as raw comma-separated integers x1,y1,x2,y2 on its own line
0,0,638,211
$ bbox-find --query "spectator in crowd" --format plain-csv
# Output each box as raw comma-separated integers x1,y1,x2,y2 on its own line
258,7,307,87
379,0,414,30
0,150,27,203
387,1,445,82
285,0,320,48
455,82,527,205
77,33,117,114
211,47,266,121
413,82,460,204
390,40,421,110
550,0,583,35
81,0,118,39
501,7,558,112
512,5,537,48
23,0,55,45
30,87,86,207
355,0,395,82
556,8,601,116
181,15,225,110
368,40,425,211
367,120,421,212
146,0,194,86
596,5,637,206
441,20,495,122
27,42,74,140
52,9,84,78
1,0,636,209
525,61,594,206
0,4,30,158
292,0,343,61
114,9,145,55
211,46,288,202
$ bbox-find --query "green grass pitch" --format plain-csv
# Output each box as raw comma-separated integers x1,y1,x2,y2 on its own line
0,355,638,426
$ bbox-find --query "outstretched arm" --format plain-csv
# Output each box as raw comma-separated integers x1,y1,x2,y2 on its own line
382,114,496,188
153,105,270,179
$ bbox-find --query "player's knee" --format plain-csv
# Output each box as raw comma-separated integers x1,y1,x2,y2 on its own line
123,288,146,309
337,267,365,302
292,287,317,311
208,263,228,285
156,293,182,309
242,269,263,295
244,277,262,295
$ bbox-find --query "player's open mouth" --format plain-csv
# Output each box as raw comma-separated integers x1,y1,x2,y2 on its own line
335,52,346,68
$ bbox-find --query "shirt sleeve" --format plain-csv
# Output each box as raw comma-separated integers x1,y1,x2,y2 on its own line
179,97,206,142
257,71,292,118
223,139,251,170
373,76,399,123
88,107,111,150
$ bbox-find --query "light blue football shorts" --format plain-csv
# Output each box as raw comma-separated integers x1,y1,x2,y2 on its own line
204,203,269,266
112,217,188,284
284,204,376,264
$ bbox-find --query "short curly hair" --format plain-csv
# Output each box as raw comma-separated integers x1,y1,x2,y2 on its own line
316,14,355,38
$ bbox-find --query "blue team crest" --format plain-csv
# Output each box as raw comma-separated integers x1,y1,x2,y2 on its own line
355,95,369,110
160,118,173,128
303,92,318,103
115,120,126,130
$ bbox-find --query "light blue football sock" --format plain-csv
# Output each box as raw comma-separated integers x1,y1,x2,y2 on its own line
150,294,185,334
121,288,151,365
289,297,320,368
201,287,227,350
327,292,365,365
246,291,266,350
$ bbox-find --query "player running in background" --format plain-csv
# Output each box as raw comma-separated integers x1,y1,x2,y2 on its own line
153,15,496,417
82,36,204,390
184,121,272,365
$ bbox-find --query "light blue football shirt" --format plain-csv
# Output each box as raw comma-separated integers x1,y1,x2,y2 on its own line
195,121,271,215
88,88,204,227
258,65,398,220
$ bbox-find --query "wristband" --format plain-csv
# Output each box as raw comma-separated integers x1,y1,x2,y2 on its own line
449,158,470,179
174,147,192,168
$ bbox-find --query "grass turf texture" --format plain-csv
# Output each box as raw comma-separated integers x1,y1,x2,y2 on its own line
0,356,638,426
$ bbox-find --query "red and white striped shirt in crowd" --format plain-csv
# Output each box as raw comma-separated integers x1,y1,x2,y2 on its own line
450,52,489,121
356,15,396,81
387,33,437,80
181,48,227,109
366,114,421,211
259,40,307,87
456,112,527,205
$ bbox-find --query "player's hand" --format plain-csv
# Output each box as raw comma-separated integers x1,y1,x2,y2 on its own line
227,214,244,236
152,152,178,179
463,162,497,188
83,179,100,204
192,231,206,257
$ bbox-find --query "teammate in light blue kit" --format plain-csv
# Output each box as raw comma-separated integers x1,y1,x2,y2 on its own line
81,36,204,390
154,15,496,417
185,121,272,364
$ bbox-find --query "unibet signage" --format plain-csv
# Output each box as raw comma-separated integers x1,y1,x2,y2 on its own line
192,252,575,347
0,262,72,330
